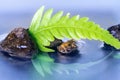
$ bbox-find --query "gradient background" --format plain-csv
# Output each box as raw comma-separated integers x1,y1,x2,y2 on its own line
0,0,120,33
0,0,120,80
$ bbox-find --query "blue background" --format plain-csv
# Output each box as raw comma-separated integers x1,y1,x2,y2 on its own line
0,0,120,33
0,0,120,80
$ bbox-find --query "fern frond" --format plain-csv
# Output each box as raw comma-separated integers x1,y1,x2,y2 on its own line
29,6,120,52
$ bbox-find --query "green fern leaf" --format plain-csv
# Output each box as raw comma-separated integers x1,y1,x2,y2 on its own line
29,6,120,52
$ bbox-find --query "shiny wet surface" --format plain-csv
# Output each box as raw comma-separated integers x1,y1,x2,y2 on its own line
0,11,120,80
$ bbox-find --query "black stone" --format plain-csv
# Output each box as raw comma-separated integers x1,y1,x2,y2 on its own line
46,38,63,50
0,27,37,60
104,24,120,50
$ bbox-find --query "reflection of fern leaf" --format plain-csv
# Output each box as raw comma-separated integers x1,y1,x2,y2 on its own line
32,53,54,77
32,59,45,77
29,6,120,52
32,51,113,76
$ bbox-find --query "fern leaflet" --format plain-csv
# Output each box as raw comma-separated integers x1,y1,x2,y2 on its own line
29,6,120,52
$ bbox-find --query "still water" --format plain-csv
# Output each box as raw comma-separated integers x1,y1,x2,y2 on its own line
0,10,120,80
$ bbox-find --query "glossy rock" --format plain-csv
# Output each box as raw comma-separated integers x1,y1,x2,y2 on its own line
104,24,120,50
0,28,37,60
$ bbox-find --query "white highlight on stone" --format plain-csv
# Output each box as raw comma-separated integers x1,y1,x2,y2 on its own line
0,33,8,41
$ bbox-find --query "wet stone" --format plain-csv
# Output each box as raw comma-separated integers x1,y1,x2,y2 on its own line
104,24,120,50
48,39,78,54
47,38,63,50
0,27,37,60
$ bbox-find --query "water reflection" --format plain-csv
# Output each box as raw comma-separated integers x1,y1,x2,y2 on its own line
0,43,115,80
0,51,35,80
0,33,117,80
48,50,80,64
101,45,120,59
32,49,113,78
